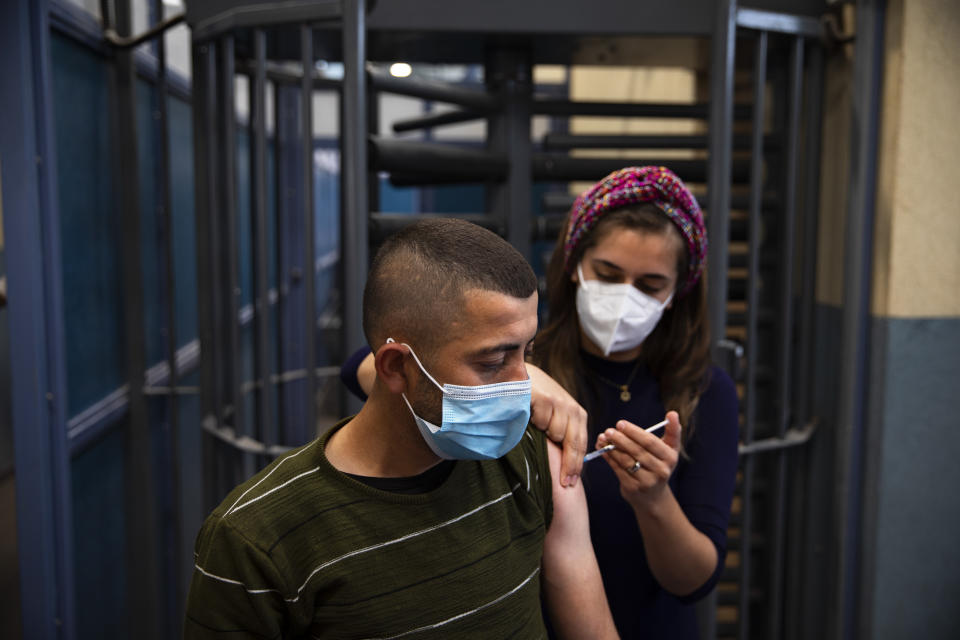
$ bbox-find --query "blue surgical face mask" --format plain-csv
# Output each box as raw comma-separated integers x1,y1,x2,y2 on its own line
387,338,532,460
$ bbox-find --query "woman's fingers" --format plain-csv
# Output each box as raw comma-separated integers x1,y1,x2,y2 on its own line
662,411,682,452
597,419,679,485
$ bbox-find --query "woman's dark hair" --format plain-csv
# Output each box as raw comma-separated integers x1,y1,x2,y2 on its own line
531,204,712,445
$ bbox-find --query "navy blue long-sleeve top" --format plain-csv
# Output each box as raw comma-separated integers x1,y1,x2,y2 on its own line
577,350,739,638
340,346,739,639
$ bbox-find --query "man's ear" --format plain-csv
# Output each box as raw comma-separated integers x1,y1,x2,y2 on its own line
374,342,412,394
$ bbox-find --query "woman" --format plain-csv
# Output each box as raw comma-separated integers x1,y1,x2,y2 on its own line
533,166,739,638
341,166,739,638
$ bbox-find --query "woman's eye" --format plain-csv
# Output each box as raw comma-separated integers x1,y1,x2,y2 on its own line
636,284,660,294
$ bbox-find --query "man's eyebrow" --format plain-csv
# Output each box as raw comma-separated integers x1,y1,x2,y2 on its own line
469,338,535,357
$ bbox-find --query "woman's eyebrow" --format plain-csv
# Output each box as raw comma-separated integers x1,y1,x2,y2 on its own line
592,258,625,271
594,258,670,281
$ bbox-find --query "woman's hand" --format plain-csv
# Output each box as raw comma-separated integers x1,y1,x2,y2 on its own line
526,363,588,488
595,411,682,511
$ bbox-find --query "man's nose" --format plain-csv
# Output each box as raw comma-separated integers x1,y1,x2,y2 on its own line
508,359,530,382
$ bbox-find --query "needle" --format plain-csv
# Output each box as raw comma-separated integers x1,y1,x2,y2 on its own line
582,419,670,463
582,444,614,463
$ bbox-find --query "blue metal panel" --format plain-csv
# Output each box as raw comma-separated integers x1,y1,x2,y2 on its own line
169,95,199,347
50,33,126,416
275,83,310,443
71,427,127,638
1,0,77,636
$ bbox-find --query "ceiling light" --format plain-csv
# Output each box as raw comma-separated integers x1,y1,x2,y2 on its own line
389,62,412,78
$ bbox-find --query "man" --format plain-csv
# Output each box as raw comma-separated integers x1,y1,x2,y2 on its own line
185,219,616,638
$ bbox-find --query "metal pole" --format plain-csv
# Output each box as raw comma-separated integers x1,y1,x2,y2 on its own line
534,99,751,119
486,48,533,259
341,0,369,416
392,109,483,133
301,23,318,440
152,0,183,617
369,72,500,111
741,30,768,640
2,0,76,634
785,42,824,640
113,0,162,634
835,1,885,636
768,35,804,640
707,0,737,360
217,36,248,483
192,41,220,512
251,29,274,453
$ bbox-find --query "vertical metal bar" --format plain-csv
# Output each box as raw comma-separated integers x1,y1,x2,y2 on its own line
486,48,533,260
704,5,737,640
740,30,768,640
837,1,885,636
301,24,318,440
218,36,247,482
152,0,183,619
251,29,273,452
768,35,804,640
2,0,76,635
274,81,302,443
707,0,737,359
366,67,381,218
192,41,220,512
795,45,824,434
272,80,289,443
341,0,369,416
785,42,824,640
113,0,162,635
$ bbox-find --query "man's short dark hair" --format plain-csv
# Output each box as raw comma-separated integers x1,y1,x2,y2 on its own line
362,218,538,352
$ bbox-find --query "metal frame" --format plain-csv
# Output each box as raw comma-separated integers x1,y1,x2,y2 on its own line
250,28,274,452
486,44,535,261
739,28,768,640
705,5,830,638
839,1,886,637
109,0,164,634
340,0,369,416
707,0,737,359
300,23,319,446
2,0,77,636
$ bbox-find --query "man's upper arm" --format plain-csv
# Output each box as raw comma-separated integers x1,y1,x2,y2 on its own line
185,518,287,639
541,441,618,639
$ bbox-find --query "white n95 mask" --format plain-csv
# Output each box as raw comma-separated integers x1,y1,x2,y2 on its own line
575,263,672,356
387,338,532,460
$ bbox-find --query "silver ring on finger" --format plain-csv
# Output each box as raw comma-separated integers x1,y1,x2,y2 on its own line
629,460,642,474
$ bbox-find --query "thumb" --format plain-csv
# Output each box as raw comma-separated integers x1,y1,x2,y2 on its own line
663,411,682,451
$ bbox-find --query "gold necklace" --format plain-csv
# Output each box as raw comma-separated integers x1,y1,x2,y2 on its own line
591,359,643,403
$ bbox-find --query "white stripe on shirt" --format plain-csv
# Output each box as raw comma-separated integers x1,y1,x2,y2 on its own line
224,445,312,515
362,567,541,640
196,483,521,602
227,467,320,516
286,484,521,601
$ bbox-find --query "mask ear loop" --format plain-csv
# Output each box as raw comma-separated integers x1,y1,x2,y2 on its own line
576,263,590,289
385,338,445,392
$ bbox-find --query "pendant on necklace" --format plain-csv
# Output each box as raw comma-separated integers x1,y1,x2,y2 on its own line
619,387,631,402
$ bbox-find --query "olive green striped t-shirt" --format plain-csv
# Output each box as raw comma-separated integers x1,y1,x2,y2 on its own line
185,419,554,639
